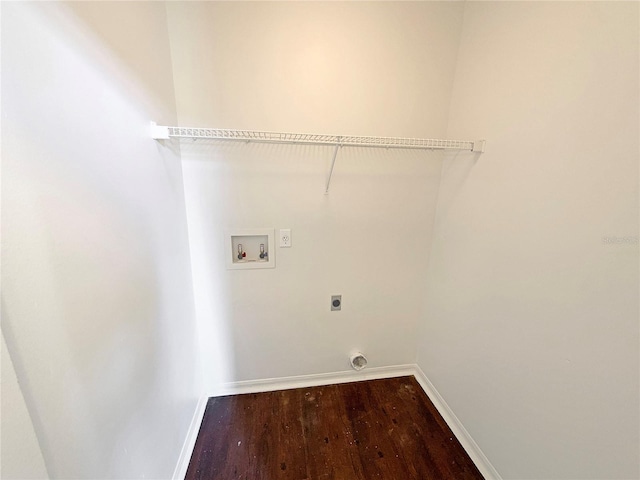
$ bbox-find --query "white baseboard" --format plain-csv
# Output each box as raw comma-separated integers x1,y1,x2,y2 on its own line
208,364,418,397
173,364,500,480
412,365,502,480
172,395,208,480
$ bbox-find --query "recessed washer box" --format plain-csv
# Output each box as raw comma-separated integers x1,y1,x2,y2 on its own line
225,229,275,270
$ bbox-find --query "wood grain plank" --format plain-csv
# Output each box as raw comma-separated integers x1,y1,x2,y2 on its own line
185,376,484,480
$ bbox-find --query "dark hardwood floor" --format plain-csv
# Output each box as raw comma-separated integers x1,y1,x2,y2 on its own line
185,376,484,480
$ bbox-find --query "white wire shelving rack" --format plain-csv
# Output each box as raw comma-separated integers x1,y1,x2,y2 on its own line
150,123,485,193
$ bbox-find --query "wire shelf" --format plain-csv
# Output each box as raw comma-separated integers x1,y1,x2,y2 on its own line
150,123,485,193
156,126,480,152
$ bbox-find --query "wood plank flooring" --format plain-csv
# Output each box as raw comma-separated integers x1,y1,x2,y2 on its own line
185,376,484,480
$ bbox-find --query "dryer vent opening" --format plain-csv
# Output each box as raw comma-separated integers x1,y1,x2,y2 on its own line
350,353,368,371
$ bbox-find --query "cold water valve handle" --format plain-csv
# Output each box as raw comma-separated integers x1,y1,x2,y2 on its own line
259,243,268,259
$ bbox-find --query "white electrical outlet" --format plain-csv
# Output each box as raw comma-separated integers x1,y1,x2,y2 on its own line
279,229,291,247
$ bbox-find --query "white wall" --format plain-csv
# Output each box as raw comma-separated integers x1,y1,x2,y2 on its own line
1,333,49,479
165,2,466,389
418,2,639,479
2,2,200,478
167,1,463,138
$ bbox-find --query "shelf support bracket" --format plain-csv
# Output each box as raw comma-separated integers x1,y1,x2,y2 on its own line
472,140,486,153
325,142,341,194
150,122,170,140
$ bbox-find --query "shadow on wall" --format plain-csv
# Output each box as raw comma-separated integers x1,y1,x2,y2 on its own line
434,150,481,224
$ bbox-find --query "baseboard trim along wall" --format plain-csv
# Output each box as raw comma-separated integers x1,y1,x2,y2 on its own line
411,365,502,480
172,395,208,480
209,364,418,397
172,364,501,480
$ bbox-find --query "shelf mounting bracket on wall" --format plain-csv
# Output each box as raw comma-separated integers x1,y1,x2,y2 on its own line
150,122,485,192
325,142,341,194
